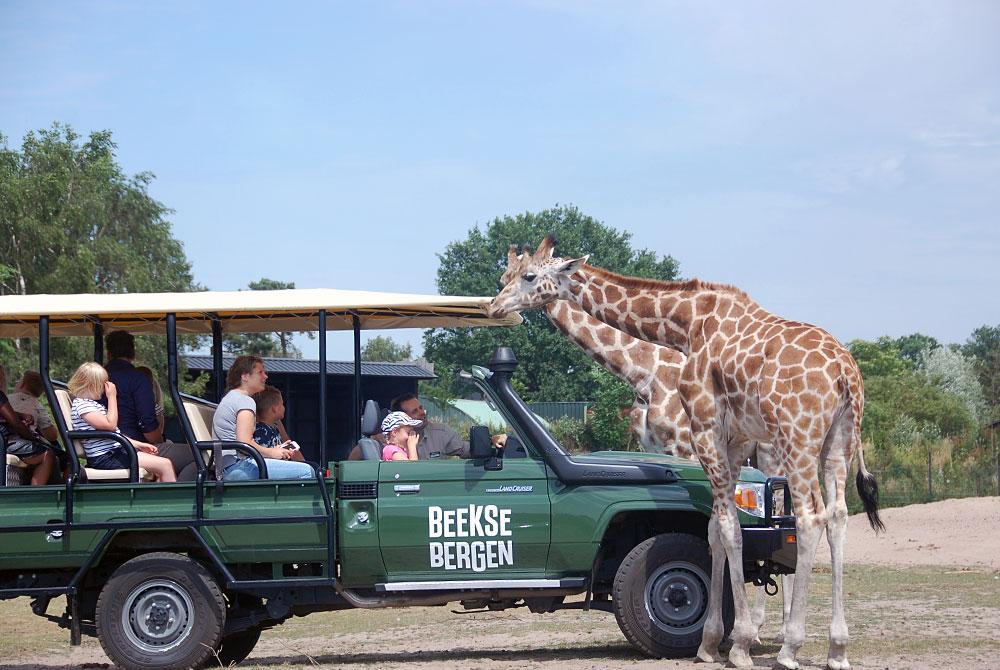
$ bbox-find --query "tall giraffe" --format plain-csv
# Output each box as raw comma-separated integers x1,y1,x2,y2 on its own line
502,245,692,457
488,236,882,670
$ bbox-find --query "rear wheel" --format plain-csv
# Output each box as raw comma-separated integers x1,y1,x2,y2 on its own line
612,533,734,658
96,552,225,670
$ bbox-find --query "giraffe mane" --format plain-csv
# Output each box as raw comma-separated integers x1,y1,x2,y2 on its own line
582,264,755,303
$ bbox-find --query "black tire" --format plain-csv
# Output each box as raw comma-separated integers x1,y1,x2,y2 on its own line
204,627,262,667
95,552,225,670
612,533,734,658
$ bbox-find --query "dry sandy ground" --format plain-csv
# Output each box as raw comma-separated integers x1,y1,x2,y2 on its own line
5,497,999,670
816,496,1000,570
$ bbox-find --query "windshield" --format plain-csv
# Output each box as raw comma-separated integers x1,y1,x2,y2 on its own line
454,367,567,459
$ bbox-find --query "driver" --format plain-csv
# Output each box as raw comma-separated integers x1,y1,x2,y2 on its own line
390,393,506,460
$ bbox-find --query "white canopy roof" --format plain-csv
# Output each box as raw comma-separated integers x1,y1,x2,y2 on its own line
0,288,520,337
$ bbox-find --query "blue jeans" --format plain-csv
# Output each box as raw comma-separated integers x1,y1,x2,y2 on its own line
223,457,314,481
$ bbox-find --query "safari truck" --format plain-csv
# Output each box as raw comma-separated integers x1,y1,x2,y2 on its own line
0,290,796,669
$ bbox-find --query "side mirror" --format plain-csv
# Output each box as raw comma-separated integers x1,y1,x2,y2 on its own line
469,426,494,459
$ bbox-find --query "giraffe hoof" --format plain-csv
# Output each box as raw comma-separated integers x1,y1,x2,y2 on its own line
696,646,722,663
827,658,851,670
774,653,799,670
728,647,753,669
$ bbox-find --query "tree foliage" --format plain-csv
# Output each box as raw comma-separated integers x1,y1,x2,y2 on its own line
423,205,680,401
361,335,413,362
0,124,201,393
0,124,193,297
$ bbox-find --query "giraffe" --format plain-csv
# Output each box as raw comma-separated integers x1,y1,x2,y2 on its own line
501,245,692,457
505,244,790,646
488,236,883,670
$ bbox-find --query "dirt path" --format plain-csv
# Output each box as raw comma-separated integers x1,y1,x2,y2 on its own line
816,496,1000,569
6,497,999,670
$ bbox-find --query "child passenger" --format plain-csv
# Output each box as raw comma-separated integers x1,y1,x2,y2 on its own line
67,362,176,482
379,411,423,461
252,386,304,461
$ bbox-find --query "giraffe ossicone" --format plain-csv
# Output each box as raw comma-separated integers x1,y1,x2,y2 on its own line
491,236,884,670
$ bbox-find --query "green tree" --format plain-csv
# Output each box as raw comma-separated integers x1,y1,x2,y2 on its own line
423,205,680,401
894,333,940,368
0,124,200,389
848,338,911,379
223,278,311,357
0,124,193,297
584,363,639,451
362,335,413,362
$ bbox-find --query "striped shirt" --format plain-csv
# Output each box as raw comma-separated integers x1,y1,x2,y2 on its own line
71,397,122,458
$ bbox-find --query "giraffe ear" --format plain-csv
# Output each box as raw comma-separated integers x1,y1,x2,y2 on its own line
507,244,520,268
556,255,589,275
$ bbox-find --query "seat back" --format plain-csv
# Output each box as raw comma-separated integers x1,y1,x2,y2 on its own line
355,400,383,460
53,389,84,458
55,388,149,482
183,399,216,443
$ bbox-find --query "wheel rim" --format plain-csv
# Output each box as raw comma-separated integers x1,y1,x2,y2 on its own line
644,560,711,635
121,579,195,654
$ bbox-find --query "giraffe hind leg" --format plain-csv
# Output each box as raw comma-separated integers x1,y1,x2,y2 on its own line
823,415,854,670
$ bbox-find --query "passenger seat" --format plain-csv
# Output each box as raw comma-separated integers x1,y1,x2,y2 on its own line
354,400,383,460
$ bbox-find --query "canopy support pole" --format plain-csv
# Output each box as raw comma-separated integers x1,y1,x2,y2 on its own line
319,309,328,465
211,318,224,402
352,313,362,444
92,319,104,363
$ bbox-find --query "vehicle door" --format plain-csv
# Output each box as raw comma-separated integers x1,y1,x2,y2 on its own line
376,434,551,584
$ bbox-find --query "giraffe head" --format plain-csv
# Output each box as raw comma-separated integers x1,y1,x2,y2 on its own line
488,236,588,318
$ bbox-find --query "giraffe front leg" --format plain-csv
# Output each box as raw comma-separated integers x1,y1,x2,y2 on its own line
751,584,767,647
778,573,793,643
696,513,726,664
717,502,755,669
776,512,824,670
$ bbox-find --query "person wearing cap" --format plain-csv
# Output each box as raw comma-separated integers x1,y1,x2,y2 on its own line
390,393,506,460
380,411,423,461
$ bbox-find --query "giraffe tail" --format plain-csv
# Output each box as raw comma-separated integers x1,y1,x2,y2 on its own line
854,443,885,533
847,377,885,533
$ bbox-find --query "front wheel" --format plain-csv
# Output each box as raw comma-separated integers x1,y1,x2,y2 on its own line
612,533,734,658
95,552,225,670
211,627,262,667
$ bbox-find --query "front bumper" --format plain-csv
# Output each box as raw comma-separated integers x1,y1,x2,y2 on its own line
740,477,797,574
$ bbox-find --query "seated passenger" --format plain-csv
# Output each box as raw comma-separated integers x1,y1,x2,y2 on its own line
1,369,57,485
212,356,313,481
380,411,423,461
134,364,197,481
252,385,304,462
7,370,66,482
104,330,197,481
68,362,176,482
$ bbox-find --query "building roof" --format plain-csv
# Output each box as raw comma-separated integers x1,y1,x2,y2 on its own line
0,287,521,337
184,355,436,380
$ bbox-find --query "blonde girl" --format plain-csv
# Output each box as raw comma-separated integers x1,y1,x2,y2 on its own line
68,362,176,482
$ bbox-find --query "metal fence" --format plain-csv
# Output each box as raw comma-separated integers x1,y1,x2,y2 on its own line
527,402,591,423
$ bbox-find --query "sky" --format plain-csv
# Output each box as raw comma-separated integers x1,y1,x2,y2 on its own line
2,1,998,361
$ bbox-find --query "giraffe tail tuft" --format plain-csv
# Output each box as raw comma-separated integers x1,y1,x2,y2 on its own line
854,445,885,533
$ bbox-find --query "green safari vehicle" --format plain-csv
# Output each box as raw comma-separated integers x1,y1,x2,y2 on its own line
0,289,796,669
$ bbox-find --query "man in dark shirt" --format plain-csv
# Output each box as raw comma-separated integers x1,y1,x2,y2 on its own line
105,331,197,480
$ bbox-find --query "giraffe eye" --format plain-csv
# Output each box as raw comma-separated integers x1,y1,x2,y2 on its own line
522,272,537,283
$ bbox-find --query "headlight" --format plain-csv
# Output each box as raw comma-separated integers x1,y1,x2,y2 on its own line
734,482,766,518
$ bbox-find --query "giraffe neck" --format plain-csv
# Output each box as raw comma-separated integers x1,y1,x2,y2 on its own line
562,265,691,353
561,265,764,355
544,301,654,391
